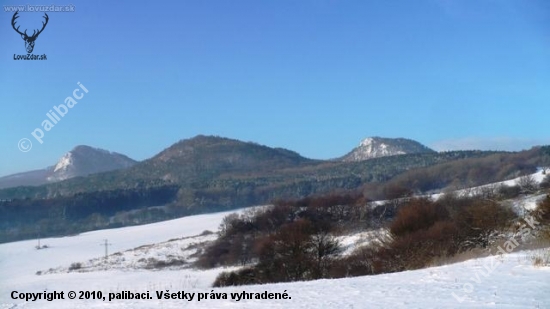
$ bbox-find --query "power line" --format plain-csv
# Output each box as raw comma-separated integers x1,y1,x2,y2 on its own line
100,239,112,260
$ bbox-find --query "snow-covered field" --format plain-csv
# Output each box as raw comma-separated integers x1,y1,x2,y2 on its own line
1,172,549,308
0,209,242,308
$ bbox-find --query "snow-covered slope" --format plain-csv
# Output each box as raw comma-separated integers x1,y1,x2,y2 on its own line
1,202,548,308
366,169,549,215
47,145,136,182
341,137,435,162
0,209,245,308
430,169,548,212
0,145,136,188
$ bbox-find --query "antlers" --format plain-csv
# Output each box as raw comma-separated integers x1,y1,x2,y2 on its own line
11,11,49,39
11,11,25,36
35,13,49,38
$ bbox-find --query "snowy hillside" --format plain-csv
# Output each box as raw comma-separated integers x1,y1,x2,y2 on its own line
0,209,243,308
0,145,136,188
1,174,549,308
47,145,136,182
341,137,435,162
431,169,548,214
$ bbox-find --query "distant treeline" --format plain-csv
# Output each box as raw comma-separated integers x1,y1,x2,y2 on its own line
0,185,179,243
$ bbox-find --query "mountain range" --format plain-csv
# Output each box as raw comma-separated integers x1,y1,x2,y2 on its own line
0,136,434,190
0,135,509,204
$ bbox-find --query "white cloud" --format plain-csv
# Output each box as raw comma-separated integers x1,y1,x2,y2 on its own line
430,137,550,152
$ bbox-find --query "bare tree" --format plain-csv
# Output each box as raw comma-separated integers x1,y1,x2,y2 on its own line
309,230,340,279
218,213,239,237
517,174,537,194
540,155,550,175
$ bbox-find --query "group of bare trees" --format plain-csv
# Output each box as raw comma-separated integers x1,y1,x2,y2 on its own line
199,195,367,286
212,217,341,286
210,189,528,286
337,195,518,275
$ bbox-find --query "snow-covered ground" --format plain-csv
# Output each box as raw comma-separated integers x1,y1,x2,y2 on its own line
368,169,549,210
336,228,388,256
0,209,243,308
1,171,549,308
433,168,548,200
39,230,218,274
2,208,549,308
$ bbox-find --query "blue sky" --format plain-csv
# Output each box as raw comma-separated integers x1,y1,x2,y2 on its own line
0,0,549,176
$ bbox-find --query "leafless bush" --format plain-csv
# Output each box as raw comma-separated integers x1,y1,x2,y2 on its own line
390,198,448,237
498,184,522,199
68,262,82,271
476,184,500,200
531,249,550,267
517,174,537,194
535,196,550,223
534,195,550,242
144,257,186,269
539,174,550,190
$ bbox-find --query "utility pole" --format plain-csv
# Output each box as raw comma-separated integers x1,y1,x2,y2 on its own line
100,239,112,260
36,232,41,250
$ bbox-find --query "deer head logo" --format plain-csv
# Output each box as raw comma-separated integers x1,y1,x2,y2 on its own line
11,11,49,54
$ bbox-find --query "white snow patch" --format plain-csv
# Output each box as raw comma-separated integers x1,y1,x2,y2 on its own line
52,153,73,174
336,229,389,255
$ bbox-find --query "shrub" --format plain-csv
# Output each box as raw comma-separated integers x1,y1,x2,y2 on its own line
68,262,82,271
536,195,550,222
453,199,516,249
498,185,522,199
330,245,378,278
517,174,537,194
390,198,448,237
381,220,460,271
380,195,517,272
540,175,550,190
256,219,315,282
382,184,413,200
144,258,186,269
535,195,550,242
531,249,550,267
213,267,260,287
